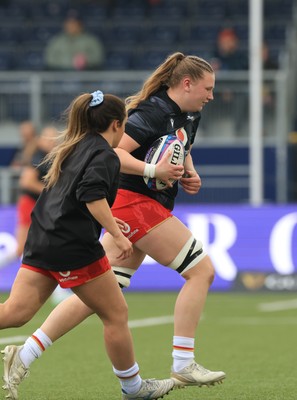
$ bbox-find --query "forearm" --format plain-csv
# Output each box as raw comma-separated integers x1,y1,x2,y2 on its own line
86,198,122,238
115,147,146,175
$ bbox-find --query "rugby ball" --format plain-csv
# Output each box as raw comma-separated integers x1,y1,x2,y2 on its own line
144,134,185,191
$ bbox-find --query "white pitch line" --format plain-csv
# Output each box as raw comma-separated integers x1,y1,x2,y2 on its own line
258,298,297,312
218,317,297,325
0,316,175,346
128,315,174,328
0,335,28,345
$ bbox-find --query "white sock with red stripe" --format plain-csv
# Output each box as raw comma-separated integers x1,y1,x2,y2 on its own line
172,336,195,372
113,362,142,394
19,329,52,368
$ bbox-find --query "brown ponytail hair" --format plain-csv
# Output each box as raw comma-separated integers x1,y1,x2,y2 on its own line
43,92,126,189
126,52,213,111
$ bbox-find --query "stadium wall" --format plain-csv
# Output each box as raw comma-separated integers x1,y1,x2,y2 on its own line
1,204,296,293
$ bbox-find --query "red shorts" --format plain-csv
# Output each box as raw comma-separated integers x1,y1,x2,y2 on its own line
17,195,36,226
111,189,173,243
21,256,111,288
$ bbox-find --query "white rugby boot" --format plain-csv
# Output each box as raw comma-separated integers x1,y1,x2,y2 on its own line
1,345,29,399
171,361,226,387
122,378,175,399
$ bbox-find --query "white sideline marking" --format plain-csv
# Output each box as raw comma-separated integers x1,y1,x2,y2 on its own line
128,315,174,328
0,336,28,345
258,298,297,312
219,317,297,325
0,316,175,346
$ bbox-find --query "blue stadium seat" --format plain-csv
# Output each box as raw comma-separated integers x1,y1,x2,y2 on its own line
0,2,27,22
264,0,293,17
0,25,20,45
191,0,226,20
265,24,287,42
148,2,188,20
20,25,60,45
6,94,30,121
112,5,146,20
105,49,133,70
106,25,142,46
188,25,219,44
27,2,65,20
79,4,108,22
143,24,181,46
15,49,45,70
133,49,172,70
0,49,14,70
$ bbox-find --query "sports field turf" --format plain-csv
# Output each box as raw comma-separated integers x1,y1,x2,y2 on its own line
1,291,296,399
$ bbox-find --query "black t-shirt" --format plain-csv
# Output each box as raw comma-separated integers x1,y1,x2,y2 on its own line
120,88,201,210
23,133,120,271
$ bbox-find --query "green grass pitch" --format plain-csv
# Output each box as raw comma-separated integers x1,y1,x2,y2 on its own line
1,291,297,399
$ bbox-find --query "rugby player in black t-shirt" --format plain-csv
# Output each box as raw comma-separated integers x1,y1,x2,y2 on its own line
1,90,175,400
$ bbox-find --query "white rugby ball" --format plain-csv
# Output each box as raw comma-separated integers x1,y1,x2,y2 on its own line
143,134,185,191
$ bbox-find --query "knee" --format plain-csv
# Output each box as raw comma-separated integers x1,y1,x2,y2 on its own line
182,255,215,286
103,300,129,328
115,301,129,325
205,260,215,285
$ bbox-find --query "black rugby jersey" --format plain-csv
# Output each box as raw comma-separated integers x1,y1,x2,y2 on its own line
120,88,201,210
23,133,120,271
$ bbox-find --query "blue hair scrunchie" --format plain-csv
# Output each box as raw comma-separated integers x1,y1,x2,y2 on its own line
90,90,104,107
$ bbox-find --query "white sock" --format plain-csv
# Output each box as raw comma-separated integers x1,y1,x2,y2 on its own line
172,336,195,372
19,329,52,368
113,362,142,394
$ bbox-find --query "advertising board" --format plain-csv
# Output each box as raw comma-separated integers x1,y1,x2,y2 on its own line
0,205,296,292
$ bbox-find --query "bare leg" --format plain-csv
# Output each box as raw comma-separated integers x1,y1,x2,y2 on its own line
39,244,145,342
174,255,214,337
0,268,57,328
72,269,135,370
40,294,94,341
133,216,214,338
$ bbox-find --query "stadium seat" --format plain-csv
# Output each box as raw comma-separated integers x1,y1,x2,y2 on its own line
15,49,45,70
0,25,20,45
79,4,109,22
188,25,220,45
0,0,293,75
104,49,133,70
20,25,60,46
191,0,227,20
112,4,146,20
0,49,14,70
264,0,293,17
133,49,172,70
143,24,181,46
147,0,188,20
6,94,30,122
106,24,143,46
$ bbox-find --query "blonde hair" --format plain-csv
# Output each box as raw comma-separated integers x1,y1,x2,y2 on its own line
126,52,214,111
43,93,126,189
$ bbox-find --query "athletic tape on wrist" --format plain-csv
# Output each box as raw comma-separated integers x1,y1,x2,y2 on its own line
143,163,156,178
